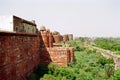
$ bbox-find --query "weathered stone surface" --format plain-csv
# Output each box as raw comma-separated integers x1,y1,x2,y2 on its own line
0,32,40,80
0,16,74,80
0,30,74,80
39,47,74,67
53,34,61,43
63,35,69,42
68,34,73,40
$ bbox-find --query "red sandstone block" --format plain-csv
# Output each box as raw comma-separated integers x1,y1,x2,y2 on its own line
69,48,74,62
41,31,49,47
33,55,39,66
60,35,63,42
0,56,10,67
28,59,34,70
24,58,34,73
16,62,24,75
13,55,24,64
0,50,10,66
0,75,15,80
46,47,73,67
24,69,34,78
0,34,41,79
8,47,27,64
0,64,14,80
53,35,61,43
1,36,11,48
24,59,34,73
14,62,28,80
16,76,25,80
63,35,69,42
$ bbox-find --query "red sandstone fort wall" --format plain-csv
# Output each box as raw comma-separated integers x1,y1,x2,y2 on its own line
0,31,74,80
40,47,74,67
0,32,40,80
0,15,74,80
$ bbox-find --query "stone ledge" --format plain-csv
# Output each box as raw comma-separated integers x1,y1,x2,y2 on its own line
0,31,37,36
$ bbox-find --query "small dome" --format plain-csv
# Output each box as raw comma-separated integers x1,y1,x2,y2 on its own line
53,31,60,35
46,28,50,32
31,20,35,24
40,26,46,31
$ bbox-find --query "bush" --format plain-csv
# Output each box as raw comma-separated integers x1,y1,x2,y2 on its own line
54,67,76,80
76,70,93,80
27,73,38,80
75,46,81,51
36,64,48,78
112,69,120,80
97,57,106,66
40,74,57,80
104,64,114,78
107,58,114,64
48,63,57,74
97,57,114,67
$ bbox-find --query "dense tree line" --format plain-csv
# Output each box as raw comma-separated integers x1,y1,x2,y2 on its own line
94,38,120,54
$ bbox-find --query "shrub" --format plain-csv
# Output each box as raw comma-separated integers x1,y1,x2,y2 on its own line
48,63,57,74
76,70,93,80
97,57,114,67
75,46,81,51
104,64,114,78
40,74,57,80
107,58,114,64
54,67,76,80
27,73,38,80
111,69,120,80
35,64,49,78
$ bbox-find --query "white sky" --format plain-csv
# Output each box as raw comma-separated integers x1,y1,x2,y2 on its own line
0,0,120,37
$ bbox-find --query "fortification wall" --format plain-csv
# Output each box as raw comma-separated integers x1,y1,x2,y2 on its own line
0,31,74,80
53,34,61,43
40,47,74,67
0,32,40,80
0,15,74,80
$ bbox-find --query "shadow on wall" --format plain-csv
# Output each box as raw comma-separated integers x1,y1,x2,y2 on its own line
39,26,52,65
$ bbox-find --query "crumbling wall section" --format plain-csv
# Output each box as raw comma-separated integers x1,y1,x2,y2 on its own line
40,47,74,67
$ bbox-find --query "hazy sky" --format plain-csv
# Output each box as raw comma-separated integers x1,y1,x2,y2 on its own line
0,0,120,37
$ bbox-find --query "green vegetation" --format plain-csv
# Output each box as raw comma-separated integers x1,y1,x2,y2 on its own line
27,64,49,80
112,69,120,80
39,50,115,80
27,37,120,80
65,37,89,51
94,38,120,55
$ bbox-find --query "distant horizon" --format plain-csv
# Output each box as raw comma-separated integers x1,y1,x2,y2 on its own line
0,0,120,37
74,36,120,38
